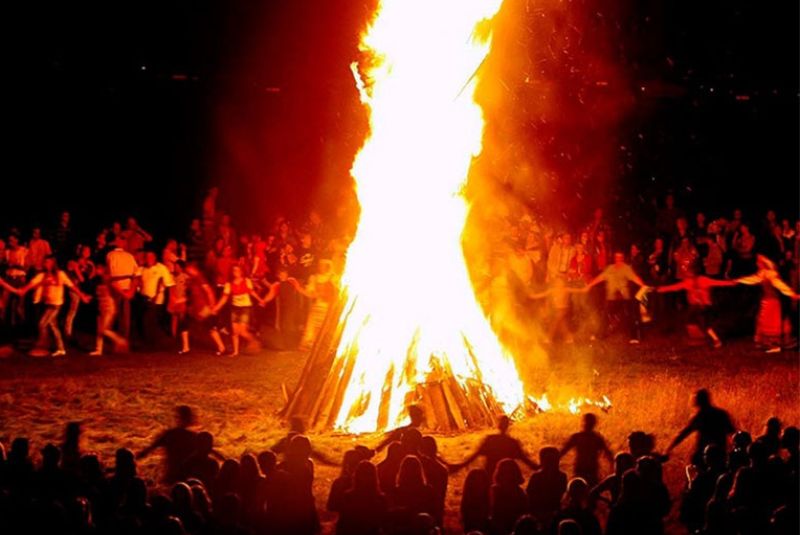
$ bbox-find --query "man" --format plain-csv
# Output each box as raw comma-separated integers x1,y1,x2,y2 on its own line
106,238,138,338
452,415,538,477
547,232,575,282
4,234,29,325
585,251,648,343
136,251,174,348
666,389,735,468
27,228,52,272
560,413,613,487
121,217,153,254
52,211,73,264
138,405,198,483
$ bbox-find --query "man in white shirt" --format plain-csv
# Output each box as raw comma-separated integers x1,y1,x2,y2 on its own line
136,251,175,348
107,238,138,338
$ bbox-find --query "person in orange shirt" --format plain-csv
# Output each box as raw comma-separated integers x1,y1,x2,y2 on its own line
656,269,736,348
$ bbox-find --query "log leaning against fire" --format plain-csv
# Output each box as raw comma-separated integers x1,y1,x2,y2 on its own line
282,291,508,433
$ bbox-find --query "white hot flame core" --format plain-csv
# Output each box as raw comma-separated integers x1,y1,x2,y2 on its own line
332,0,526,433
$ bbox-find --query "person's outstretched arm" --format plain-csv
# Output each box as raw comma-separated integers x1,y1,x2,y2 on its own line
449,439,486,472
656,281,687,294
137,432,166,459
16,273,45,296
516,444,540,470
666,423,694,454
559,434,576,459
259,282,280,306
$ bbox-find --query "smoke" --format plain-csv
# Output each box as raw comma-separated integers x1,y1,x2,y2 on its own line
464,0,633,362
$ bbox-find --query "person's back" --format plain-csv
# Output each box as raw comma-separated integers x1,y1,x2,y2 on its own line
490,459,528,535
419,436,448,524
693,405,734,454
461,469,491,534
378,442,404,495
667,390,735,467
527,447,567,525
137,406,198,483
336,461,387,535
560,414,611,486
552,478,601,535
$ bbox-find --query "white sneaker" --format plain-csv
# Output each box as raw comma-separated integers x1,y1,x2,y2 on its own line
765,346,781,354
51,349,67,357
89,350,103,357
628,339,640,345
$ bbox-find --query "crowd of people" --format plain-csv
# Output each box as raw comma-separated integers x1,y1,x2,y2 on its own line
0,390,796,534
0,189,797,358
0,187,343,357
488,194,800,351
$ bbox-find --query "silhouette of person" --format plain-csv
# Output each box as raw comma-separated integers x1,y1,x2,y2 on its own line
461,468,491,534
680,444,725,532
756,417,782,457
455,416,538,477
552,478,602,535
419,436,448,525
276,435,320,535
336,461,387,535
559,413,613,486
489,459,528,535
378,442,405,495
182,431,223,489
376,405,425,452
605,469,648,535
273,417,337,466
328,449,362,513
526,446,567,526
392,455,437,520
666,389,735,467
61,422,82,474
137,405,198,483
589,452,634,507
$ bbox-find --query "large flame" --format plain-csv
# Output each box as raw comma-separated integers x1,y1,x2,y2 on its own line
332,0,525,433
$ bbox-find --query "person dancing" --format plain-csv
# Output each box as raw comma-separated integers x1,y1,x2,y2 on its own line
15,256,91,357
211,265,265,357
735,254,800,353
655,268,736,348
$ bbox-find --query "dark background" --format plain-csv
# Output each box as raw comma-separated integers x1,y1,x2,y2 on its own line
3,0,798,242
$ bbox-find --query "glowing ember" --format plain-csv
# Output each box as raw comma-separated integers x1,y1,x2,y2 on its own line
331,0,525,433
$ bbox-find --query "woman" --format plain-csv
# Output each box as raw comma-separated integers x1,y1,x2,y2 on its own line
736,255,799,352
461,469,491,534
16,256,91,357
336,461,387,535
392,456,436,519
211,265,264,356
489,459,528,535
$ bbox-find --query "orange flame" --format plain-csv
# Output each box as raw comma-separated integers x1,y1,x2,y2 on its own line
331,0,526,433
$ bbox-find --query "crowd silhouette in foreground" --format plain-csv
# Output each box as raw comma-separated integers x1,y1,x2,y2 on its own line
0,390,796,535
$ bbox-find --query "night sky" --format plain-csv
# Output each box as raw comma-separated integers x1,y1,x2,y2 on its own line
4,0,798,241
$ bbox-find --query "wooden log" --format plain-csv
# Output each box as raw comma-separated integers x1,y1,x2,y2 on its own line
440,375,467,432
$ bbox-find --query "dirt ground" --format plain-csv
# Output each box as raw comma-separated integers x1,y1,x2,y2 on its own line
0,338,797,534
